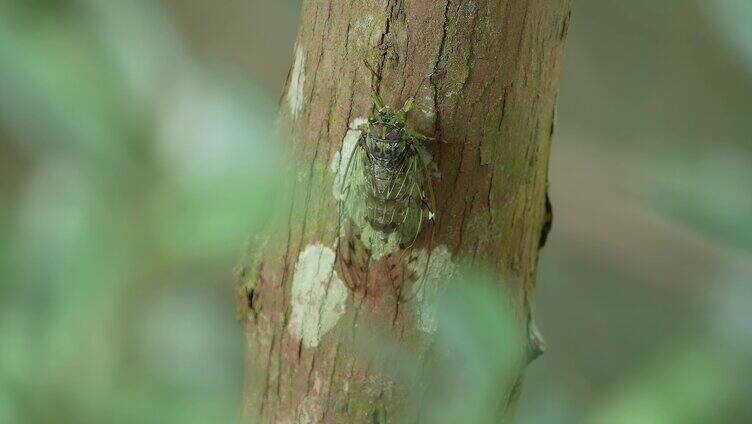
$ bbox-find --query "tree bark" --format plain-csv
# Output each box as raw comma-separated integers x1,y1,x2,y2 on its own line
236,0,571,422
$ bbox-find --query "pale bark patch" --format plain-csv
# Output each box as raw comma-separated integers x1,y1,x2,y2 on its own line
288,244,348,348
286,46,305,119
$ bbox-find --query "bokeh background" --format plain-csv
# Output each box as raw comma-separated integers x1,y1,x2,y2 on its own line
1,0,750,423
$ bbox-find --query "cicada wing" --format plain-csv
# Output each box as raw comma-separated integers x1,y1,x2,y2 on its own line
396,153,429,248
414,141,437,220
339,141,369,236
397,148,439,302
337,138,374,289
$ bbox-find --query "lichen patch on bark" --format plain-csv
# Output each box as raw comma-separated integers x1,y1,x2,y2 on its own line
408,245,458,334
286,45,305,119
288,243,348,348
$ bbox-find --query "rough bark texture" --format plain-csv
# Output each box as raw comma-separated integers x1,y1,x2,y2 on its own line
236,0,571,422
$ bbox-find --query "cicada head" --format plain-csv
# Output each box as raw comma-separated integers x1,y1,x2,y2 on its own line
368,94,415,131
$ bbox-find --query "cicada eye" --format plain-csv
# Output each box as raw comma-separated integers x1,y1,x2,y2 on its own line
368,116,377,124
387,128,401,140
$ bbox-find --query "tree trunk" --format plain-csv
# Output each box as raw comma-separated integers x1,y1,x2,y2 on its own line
236,0,571,422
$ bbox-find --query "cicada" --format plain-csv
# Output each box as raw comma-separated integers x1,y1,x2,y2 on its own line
339,93,436,253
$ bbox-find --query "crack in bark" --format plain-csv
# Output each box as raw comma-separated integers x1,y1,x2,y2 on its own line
514,2,531,68
374,0,403,95
538,190,553,250
460,1,481,99
560,9,572,40
455,188,478,253
260,332,277,418
322,341,341,418
431,0,451,137
280,192,296,323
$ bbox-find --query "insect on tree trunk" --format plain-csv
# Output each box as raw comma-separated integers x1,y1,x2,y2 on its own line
236,0,572,422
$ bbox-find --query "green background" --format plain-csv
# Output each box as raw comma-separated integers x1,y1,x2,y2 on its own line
0,1,750,422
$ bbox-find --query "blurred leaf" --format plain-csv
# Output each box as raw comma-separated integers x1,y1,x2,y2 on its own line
81,0,190,111
641,148,752,252
589,344,744,424
0,5,134,176
708,267,752,356
0,383,18,424
702,0,752,74
150,69,283,260
424,269,521,424
354,266,521,423
0,1,274,422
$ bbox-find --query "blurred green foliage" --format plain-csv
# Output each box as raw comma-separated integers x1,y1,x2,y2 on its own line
1,0,751,423
520,1,752,423
355,268,521,424
423,270,520,423
0,1,281,422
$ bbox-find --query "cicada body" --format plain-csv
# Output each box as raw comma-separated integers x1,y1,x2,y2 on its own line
340,94,436,250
